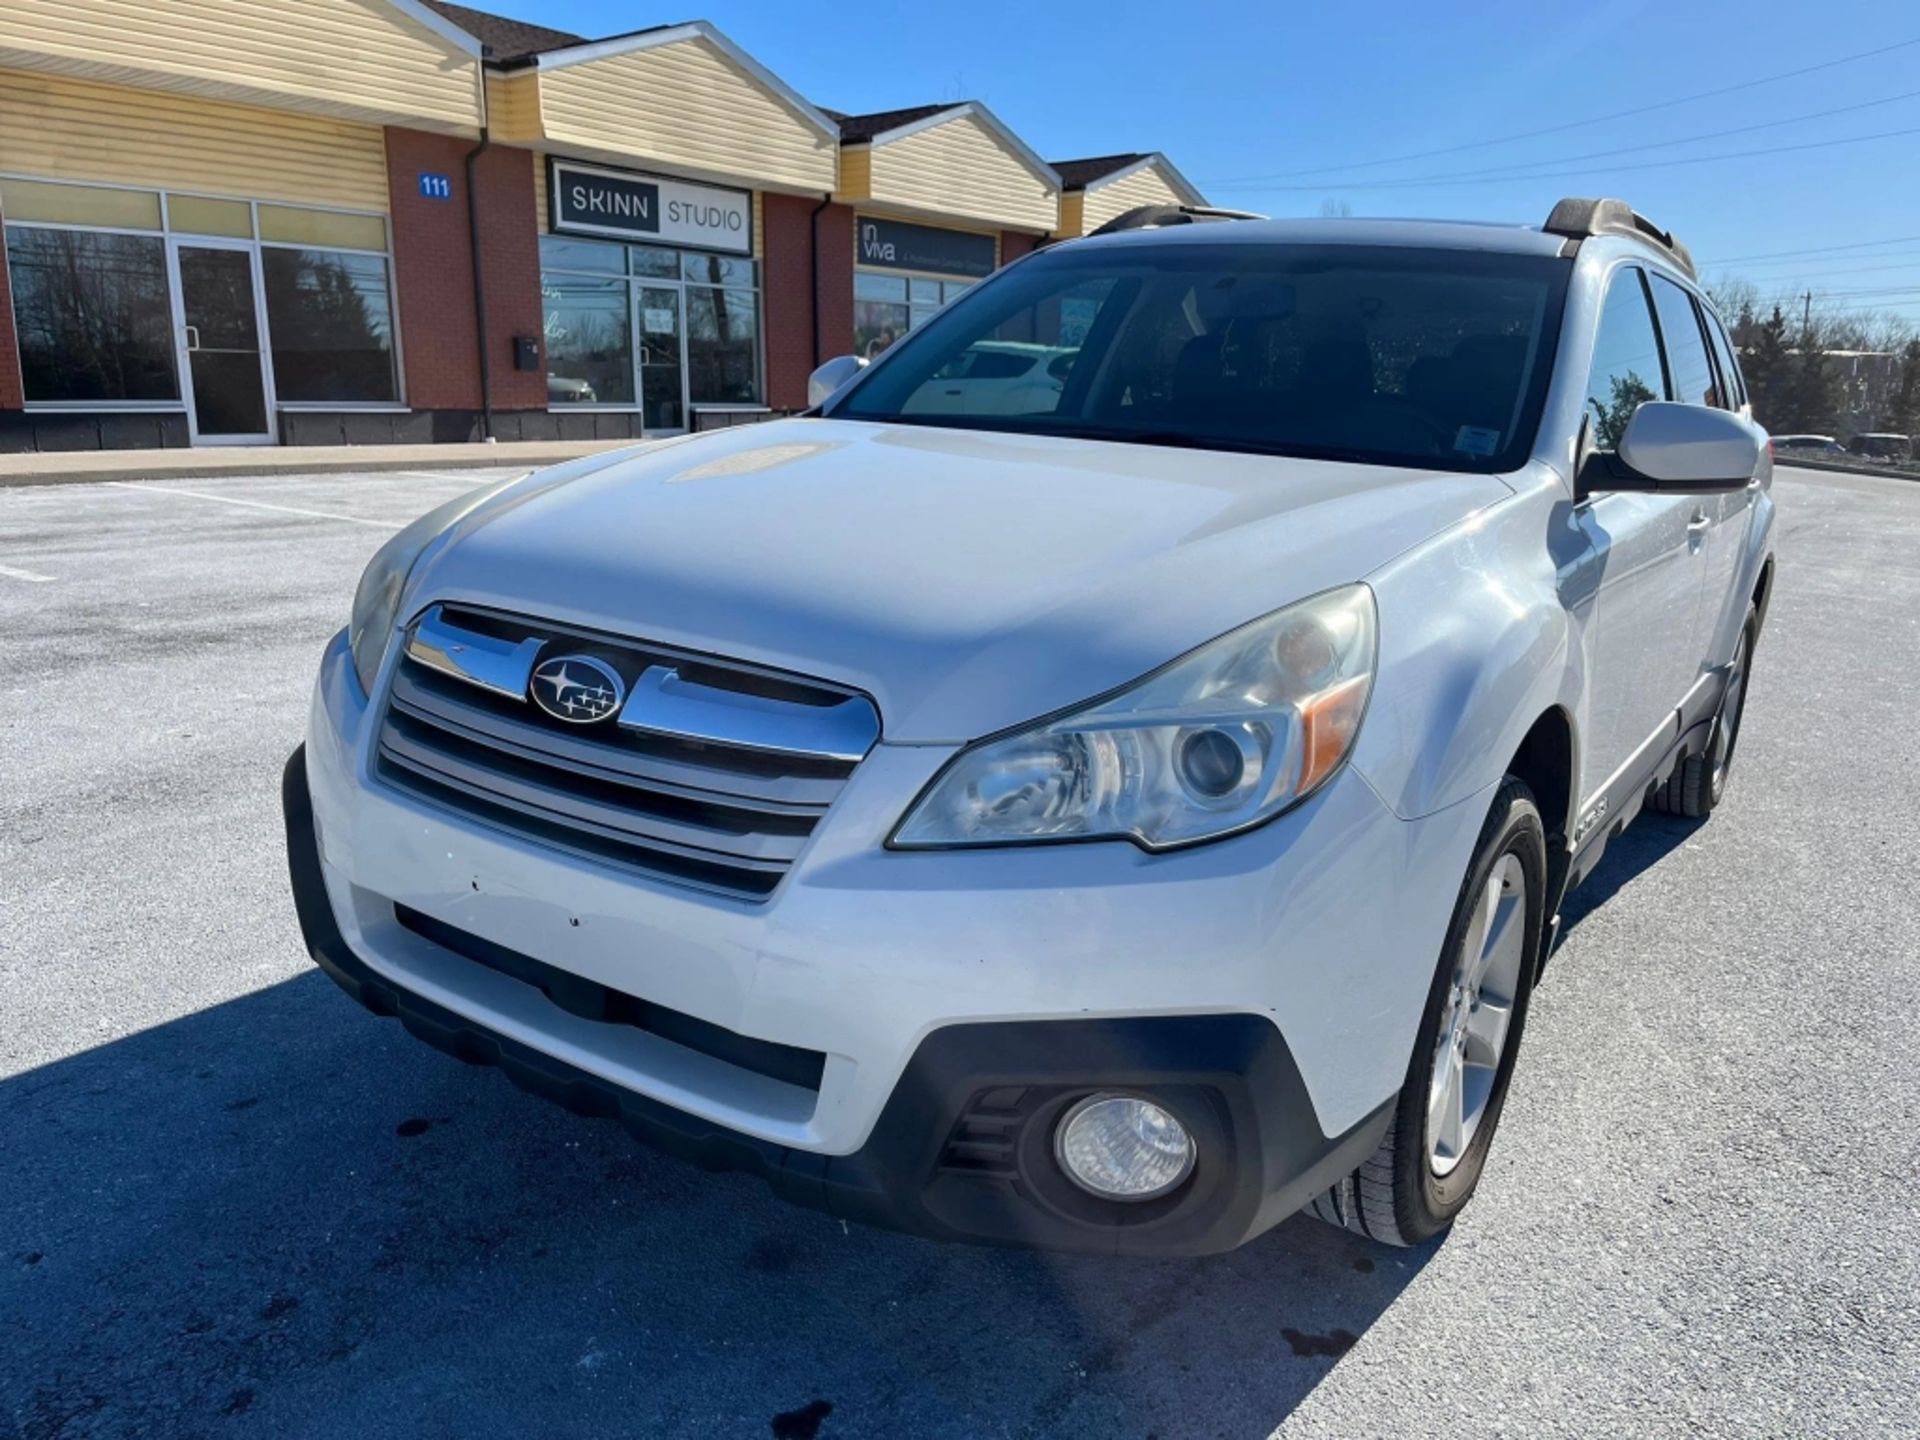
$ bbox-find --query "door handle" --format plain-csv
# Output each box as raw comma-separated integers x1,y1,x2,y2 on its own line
1687,509,1710,531
183,324,201,353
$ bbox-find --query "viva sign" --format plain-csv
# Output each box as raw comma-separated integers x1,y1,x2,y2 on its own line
550,160,751,255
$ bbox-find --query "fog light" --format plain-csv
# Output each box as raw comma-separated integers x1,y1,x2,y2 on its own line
1054,1094,1195,1201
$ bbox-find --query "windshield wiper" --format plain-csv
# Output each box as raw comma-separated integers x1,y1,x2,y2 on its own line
840,414,1415,468
1054,427,1298,458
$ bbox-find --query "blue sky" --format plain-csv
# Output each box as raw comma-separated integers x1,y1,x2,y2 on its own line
518,0,1920,325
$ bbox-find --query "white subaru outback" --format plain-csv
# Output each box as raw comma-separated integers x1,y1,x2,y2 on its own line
284,198,1774,1254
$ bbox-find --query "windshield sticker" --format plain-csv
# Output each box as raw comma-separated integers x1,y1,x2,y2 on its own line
1454,425,1502,457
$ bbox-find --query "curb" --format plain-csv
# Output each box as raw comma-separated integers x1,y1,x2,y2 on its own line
0,442,646,489
1777,455,1919,484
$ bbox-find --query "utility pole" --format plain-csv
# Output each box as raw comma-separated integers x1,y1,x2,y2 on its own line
1803,291,1813,339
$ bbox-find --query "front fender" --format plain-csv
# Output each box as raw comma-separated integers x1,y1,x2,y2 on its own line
1351,478,1577,821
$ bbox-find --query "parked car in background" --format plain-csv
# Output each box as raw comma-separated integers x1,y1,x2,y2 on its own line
286,197,1774,1256
1847,433,1913,461
548,376,598,405
895,341,1078,417
1770,434,1845,456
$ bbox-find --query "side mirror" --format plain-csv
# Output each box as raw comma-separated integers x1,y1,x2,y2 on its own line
1589,401,1763,494
807,354,868,409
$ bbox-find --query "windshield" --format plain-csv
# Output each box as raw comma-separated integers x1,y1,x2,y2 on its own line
829,241,1570,472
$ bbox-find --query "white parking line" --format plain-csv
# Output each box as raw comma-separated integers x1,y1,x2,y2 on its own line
103,480,400,530
0,561,54,583
390,469,523,483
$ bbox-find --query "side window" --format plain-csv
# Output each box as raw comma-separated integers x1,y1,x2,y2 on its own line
1584,268,1666,452
1703,308,1745,410
1649,273,1717,408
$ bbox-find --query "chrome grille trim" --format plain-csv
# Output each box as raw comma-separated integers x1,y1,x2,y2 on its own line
405,605,543,699
373,605,879,902
617,663,879,762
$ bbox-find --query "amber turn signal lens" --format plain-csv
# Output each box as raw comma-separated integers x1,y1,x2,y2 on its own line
1299,674,1371,794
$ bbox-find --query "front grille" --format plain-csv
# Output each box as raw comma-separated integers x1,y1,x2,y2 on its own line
374,604,879,902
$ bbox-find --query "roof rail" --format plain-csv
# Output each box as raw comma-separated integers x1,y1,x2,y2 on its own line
1089,203,1266,236
1543,197,1695,279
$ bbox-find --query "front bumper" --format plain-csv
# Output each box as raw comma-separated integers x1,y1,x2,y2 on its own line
294,626,1490,1251
288,744,1389,1253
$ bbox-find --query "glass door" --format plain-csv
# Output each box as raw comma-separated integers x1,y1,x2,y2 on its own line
637,285,685,434
170,239,274,444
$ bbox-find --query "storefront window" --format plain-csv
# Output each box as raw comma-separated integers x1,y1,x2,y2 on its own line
855,271,976,358
542,271,635,406
630,246,679,279
685,287,758,405
855,273,909,359
540,236,625,274
684,253,756,288
540,234,762,423
4,226,180,403
261,248,397,403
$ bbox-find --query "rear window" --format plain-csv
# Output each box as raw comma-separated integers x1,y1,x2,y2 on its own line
830,242,1571,473
1702,309,1745,409
1648,274,1717,408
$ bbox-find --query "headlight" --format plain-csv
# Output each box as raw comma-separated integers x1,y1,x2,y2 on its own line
347,479,521,694
892,584,1376,850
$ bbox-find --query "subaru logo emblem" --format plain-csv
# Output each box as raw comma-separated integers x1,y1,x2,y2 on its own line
529,654,626,724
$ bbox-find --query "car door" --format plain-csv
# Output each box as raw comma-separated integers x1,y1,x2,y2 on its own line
1571,266,1704,802
1692,292,1762,666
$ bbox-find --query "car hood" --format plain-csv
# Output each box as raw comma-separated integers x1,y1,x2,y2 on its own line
408,419,1512,742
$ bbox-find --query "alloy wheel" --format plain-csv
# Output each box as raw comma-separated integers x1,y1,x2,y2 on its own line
1427,853,1527,1177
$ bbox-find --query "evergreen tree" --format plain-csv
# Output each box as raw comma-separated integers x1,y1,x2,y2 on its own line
1782,345,1844,435
1741,306,1793,430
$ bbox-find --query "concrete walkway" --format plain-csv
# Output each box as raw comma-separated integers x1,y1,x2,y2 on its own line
0,438,645,487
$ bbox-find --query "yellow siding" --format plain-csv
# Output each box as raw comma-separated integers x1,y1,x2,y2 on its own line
1056,191,1086,239
834,146,872,202
864,114,1056,233
487,71,540,144
0,0,481,134
1078,164,1192,234
0,68,391,211
530,38,835,194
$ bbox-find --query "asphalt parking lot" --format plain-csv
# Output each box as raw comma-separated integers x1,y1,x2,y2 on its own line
2,462,1916,1439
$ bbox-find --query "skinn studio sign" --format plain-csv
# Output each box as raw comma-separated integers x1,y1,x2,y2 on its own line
549,160,752,255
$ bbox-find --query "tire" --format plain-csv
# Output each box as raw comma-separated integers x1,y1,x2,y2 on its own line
1651,611,1756,820
1308,778,1547,1247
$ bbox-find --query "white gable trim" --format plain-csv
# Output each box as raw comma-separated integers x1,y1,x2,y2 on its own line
519,21,839,139
863,102,1061,190
383,0,484,56
1074,153,1208,207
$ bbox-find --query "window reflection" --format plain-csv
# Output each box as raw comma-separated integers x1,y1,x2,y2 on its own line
685,286,758,404
1585,272,1665,451
5,227,179,402
542,237,762,419
855,272,978,358
542,272,634,405
261,248,397,403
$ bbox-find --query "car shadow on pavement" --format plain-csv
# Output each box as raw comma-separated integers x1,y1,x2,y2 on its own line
1555,809,1706,945
2,971,1439,1440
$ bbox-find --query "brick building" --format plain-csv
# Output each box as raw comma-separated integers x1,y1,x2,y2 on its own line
0,0,1206,451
